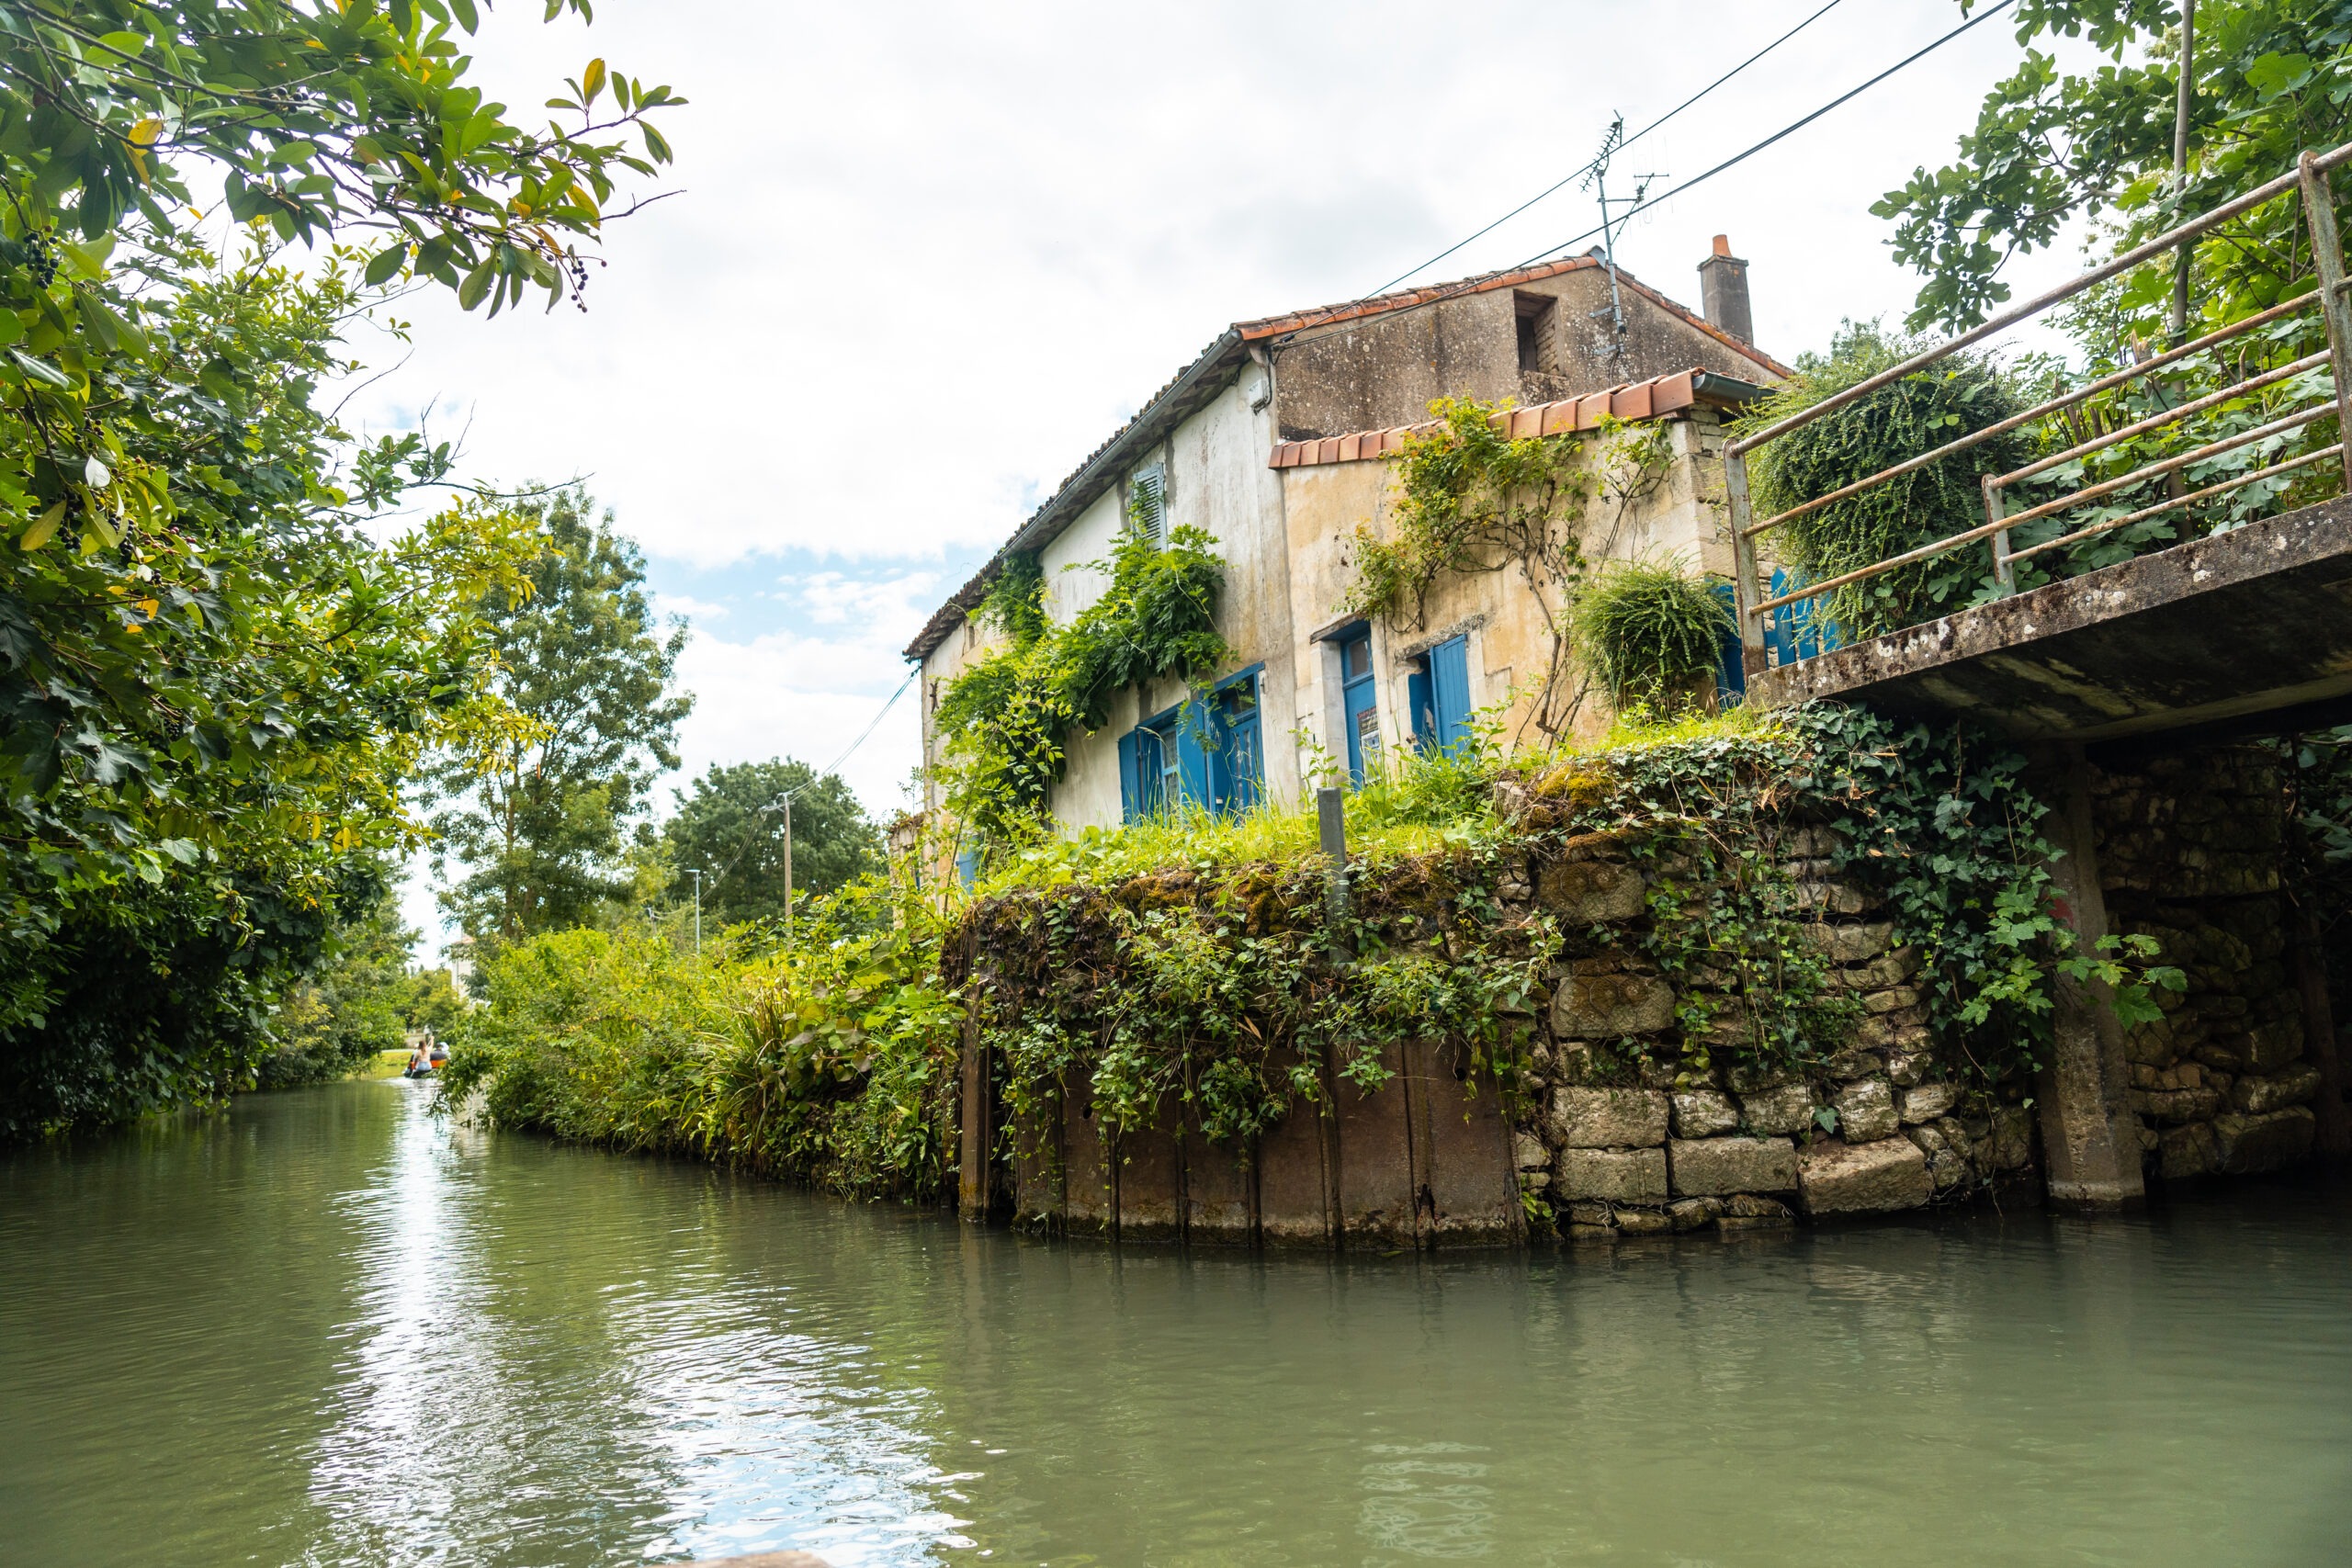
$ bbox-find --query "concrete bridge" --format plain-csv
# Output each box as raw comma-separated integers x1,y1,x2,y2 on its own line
1722,147,2352,1204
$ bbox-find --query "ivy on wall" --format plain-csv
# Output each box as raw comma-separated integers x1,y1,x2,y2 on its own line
1343,396,1674,737
933,513,1230,849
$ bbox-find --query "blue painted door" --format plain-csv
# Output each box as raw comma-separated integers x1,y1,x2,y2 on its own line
1426,635,1473,756
1339,631,1378,785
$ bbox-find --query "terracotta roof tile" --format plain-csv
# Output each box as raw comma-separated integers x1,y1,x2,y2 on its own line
1262,367,1768,471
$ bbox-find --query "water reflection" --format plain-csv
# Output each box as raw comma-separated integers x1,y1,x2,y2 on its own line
3,1081,2350,1567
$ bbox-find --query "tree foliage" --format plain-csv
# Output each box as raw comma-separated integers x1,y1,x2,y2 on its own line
256,875,467,1089
1742,322,2032,637
1882,0,2352,333
663,759,881,928
427,485,691,948
0,1,681,1137
0,0,681,312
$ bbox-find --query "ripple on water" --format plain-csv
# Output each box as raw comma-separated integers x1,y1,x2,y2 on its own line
3,1081,2349,1567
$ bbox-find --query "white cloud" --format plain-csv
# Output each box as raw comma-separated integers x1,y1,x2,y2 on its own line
656,593,731,623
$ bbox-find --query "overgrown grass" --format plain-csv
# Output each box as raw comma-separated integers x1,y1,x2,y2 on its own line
436,883,965,1199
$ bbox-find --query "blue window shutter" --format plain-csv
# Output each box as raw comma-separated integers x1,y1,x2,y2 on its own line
1117,728,1141,823
1176,699,1212,807
1429,636,1472,755
1713,581,1746,703
1408,668,1434,748
956,848,980,887
1221,701,1261,813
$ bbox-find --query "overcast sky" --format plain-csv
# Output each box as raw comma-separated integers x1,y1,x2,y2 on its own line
362,1,2118,952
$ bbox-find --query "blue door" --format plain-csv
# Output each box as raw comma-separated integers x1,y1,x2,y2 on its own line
1339,629,1378,785
1425,635,1473,757
1216,684,1261,813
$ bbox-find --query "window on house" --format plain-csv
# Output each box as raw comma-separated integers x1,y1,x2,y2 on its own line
1514,292,1557,375
1338,626,1379,786
1130,463,1168,547
1407,634,1475,758
1119,668,1263,821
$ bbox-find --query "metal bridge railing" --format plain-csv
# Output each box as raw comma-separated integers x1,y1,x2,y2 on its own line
1728,142,2352,671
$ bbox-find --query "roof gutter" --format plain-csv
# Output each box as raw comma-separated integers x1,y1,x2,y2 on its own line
1001,326,1246,558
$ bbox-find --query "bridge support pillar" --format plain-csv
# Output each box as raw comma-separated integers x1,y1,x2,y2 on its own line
2034,745,2148,1209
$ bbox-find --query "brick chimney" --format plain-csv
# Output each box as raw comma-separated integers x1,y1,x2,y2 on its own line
1697,234,1753,345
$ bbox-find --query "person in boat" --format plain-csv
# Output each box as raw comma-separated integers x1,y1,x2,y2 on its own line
405,1038,432,1077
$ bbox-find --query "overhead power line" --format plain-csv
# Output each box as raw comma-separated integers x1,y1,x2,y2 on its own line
1275,0,2018,351
1367,0,1847,299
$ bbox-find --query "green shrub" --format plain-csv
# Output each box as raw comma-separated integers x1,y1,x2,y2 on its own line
1567,555,1733,712
1744,321,2030,637
437,878,964,1199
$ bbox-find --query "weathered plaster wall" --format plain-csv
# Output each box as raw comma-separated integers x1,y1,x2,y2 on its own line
919,367,1301,835
1277,410,1737,761
1272,262,1778,441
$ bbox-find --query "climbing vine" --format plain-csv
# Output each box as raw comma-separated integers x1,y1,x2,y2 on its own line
957,846,1559,1170
1343,396,1672,737
933,513,1230,849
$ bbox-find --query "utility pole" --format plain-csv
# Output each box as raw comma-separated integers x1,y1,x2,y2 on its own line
687,868,704,954
782,792,794,943
1580,115,1657,368
2170,0,2198,343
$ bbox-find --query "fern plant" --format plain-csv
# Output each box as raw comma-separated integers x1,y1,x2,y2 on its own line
1567,555,1733,713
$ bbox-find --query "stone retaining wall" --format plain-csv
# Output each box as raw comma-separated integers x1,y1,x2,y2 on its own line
1513,744,2322,1247
1508,826,2036,1245
2095,747,2320,1184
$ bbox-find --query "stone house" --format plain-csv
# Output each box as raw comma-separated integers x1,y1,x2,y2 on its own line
908,243,1791,835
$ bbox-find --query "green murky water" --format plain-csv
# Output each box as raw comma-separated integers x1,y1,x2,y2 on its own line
4,1079,2349,1567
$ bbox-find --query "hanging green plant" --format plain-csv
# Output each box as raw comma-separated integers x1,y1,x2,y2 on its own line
1566,554,1733,714
933,511,1231,848
1343,395,1672,736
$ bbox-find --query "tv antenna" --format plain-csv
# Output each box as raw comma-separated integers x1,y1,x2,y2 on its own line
1580,115,1659,365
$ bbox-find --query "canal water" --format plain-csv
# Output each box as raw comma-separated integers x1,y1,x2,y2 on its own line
4,1081,2348,1567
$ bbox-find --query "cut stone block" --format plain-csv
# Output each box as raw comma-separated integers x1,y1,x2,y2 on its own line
1899,1081,1960,1123
1801,920,1893,963
1835,1077,1900,1143
1553,972,1676,1038
2157,1122,2217,1180
1669,1135,1796,1196
1738,1081,1815,1135
1556,1146,1669,1202
1536,859,1647,923
1671,1089,1740,1138
2231,1065,2320,1115
2213,1107,2315,1174
1797,1136,1933,1215
1551,1087,1669,1148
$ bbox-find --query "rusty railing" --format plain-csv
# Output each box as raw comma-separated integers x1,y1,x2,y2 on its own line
1727,142,2352,671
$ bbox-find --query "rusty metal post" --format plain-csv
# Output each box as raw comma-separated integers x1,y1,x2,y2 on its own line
1725,446,1768,673
2296,149,2352,492
1984,475,2014,590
